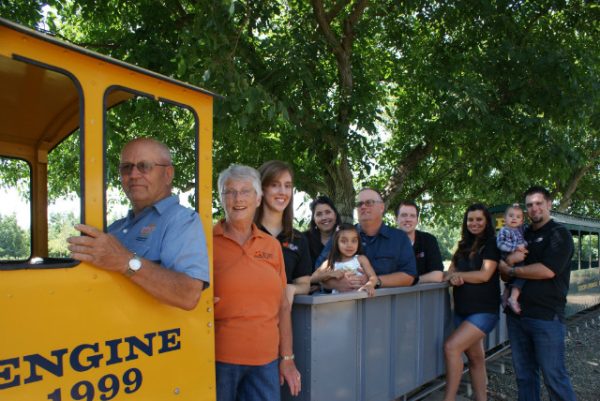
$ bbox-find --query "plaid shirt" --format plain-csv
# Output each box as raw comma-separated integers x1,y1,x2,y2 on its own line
496,225,527,254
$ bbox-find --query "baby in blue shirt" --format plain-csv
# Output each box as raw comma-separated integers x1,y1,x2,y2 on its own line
497,204,527,314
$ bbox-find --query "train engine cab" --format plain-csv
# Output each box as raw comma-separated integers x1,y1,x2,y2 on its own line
0,18,216,401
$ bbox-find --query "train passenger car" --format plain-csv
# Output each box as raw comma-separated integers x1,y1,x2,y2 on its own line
0,18,216,401
491,205,600,315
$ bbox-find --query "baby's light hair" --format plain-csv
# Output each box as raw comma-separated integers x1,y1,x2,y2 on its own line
505,203,523,215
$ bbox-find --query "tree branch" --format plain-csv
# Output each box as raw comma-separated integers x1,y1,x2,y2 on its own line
326,0,349,24
311,0,343,54
557,148,600,211
406,166,457,201
340,0,368,59
347,0,369,28
172,0,190,25
383,141,434,200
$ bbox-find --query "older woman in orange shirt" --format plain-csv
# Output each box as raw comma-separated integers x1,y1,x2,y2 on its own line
213,164,300,401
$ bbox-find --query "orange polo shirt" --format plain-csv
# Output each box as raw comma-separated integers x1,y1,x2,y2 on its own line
213,221,287,365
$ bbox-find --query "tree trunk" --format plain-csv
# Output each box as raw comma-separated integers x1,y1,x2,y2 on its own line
323,152,356,222
310,0,368,222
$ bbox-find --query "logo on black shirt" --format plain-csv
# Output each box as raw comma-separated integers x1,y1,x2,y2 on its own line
282,242,299,252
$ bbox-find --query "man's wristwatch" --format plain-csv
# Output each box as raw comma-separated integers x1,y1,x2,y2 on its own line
508,267,516,278
374,277,382,289
125,254,143,277
280,354,295,361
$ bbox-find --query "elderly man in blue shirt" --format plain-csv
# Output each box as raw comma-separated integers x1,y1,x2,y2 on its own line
67,138,209,310
321,188,417,292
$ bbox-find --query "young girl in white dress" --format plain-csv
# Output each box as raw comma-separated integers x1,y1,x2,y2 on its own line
311,223,378,297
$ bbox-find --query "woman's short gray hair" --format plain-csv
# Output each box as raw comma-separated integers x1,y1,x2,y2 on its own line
217,164,262,204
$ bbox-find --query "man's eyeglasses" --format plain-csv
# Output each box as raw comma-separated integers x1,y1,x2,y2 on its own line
221,189,255,198
355,199,382,208
119,161,171,175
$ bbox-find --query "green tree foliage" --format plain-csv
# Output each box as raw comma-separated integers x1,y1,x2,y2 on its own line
3,0,598,222
420,221,460,262
0,214,30,260
0,0,48,27
48,211,78,257
579,233,598,266
0,158,30,199
47,131,80,200
377,0,600,221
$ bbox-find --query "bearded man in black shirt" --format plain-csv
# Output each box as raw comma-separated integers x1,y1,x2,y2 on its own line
499,186,576,401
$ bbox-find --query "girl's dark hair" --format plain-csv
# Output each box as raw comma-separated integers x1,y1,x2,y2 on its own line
255,160,295,241
326,223,363,270
309,196,342,231
452,203,495,264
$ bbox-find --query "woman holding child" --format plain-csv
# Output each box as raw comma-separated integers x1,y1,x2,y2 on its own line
443,203,500,401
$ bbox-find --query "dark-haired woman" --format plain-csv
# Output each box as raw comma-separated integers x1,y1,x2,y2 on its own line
443,204,500,401
255,160,312,306
303,196,342,269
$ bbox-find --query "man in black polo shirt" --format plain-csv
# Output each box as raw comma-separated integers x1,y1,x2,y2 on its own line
499,186,576,401
395,201,443,283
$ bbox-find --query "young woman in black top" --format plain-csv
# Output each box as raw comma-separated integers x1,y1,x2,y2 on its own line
255,160,312,305
443,204,500,401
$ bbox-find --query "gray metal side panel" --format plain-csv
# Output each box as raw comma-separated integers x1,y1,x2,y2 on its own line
284,285,454,401
311,300,359,400
392,291,420,396
284,274,590,401
419,289,448,382
364,296,392,401
290,303,311,401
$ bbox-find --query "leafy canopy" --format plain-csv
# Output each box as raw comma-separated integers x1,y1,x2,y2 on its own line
1,0,598,223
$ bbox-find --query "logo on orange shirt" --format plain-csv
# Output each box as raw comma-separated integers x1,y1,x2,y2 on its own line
254,251,274,259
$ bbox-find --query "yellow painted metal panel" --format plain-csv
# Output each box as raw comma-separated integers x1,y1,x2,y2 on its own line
1,19,215,401
1,266,215,400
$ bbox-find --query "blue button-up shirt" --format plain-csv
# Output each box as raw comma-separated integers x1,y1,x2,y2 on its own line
358,223,417,276
108,195,210,284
